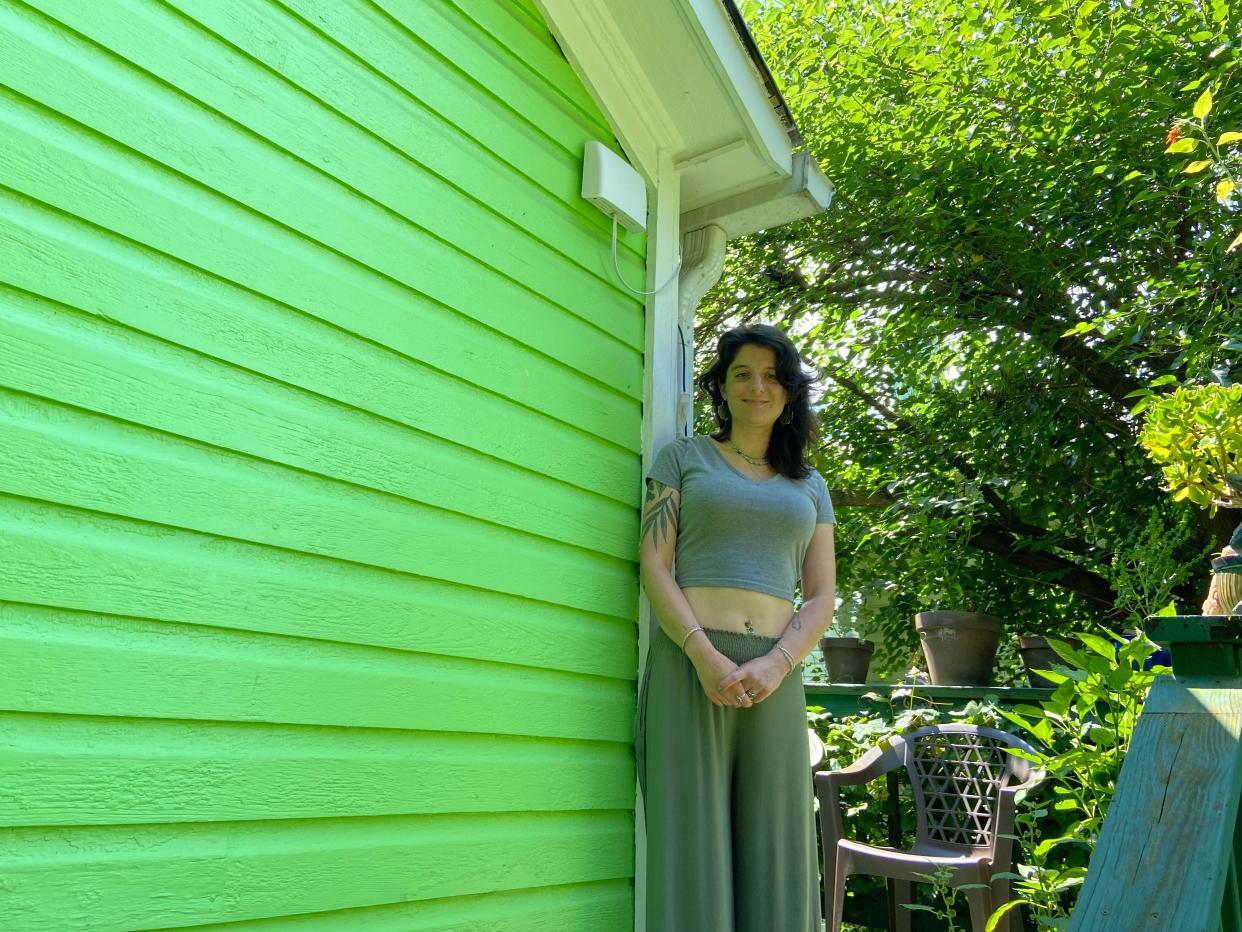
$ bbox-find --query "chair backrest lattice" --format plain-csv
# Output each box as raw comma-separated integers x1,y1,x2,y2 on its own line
908,729,1014,847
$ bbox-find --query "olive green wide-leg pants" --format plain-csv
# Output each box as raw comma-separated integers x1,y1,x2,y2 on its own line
638,626,821,932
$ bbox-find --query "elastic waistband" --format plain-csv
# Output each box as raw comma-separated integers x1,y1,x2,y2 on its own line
660,625,783,665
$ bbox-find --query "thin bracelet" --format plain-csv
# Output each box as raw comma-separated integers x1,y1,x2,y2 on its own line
680,626,705,651
775,644,796,673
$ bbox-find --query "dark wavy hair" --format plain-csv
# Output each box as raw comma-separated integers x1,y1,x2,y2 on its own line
696,324,818,480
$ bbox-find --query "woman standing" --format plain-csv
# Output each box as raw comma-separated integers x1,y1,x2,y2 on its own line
638,323,836,932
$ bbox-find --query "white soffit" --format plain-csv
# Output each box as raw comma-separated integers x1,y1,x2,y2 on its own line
535,0,833,239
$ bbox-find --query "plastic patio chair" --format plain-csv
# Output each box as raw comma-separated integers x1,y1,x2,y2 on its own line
809,728,826,771
815,723,1045,932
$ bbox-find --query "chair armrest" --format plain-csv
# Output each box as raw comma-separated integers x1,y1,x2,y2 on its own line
1011,766,1048,797
815,740,903,789
1000,766,1048,818
813,739,906,886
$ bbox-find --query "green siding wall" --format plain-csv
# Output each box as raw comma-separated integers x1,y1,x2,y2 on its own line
0,0,644,928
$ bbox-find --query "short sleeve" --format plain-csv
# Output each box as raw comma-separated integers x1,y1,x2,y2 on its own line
813,471,836,524
646,438,686,491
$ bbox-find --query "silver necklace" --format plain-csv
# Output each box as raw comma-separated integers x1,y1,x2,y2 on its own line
729,438,768,467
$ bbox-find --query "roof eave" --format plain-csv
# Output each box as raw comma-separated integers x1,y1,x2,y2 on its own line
535,0,833,239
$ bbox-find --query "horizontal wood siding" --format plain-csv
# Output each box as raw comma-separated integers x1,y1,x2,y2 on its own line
0,0,642,928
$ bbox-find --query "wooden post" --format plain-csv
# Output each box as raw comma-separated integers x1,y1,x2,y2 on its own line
1070,616,1242,932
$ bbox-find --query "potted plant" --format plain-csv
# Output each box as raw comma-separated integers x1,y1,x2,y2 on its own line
1017,634,1083,688
915,609,1003,686
1139,384,1242,615
818,622,876,683
907,546,1003,685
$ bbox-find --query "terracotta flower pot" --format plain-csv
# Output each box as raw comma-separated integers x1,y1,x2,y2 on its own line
818,637,875,683
915,611,1002,686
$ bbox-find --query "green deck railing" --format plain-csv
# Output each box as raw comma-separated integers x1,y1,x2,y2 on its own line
1070,615,1242,932
805,682,1053,718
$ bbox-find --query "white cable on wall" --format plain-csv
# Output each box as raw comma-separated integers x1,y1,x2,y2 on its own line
612,218,682,296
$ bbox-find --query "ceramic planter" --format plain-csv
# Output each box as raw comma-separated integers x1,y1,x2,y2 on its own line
818,636,875,683
915,611,1002,686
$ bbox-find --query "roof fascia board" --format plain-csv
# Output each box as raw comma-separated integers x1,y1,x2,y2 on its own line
532,0,679,185
716,0,803,147
683,0,794,178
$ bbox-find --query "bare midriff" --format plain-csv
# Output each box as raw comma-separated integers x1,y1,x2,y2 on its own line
682,586,793,639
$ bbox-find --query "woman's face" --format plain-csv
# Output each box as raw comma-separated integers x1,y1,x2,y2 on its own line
721,343,788,429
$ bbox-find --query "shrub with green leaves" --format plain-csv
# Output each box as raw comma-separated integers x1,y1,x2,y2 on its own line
1139,384,1242,513
1162,85,1242,253
991,631,1169,929
1104,504,1212,625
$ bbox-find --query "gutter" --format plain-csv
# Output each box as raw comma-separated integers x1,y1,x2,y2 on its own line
718,0,804,148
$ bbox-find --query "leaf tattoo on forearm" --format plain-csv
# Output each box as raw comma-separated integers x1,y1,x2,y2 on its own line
641,481,678,546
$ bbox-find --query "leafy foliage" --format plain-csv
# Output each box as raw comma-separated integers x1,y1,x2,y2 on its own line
996,630,1168,927
1105,504,1211,623
1138,383,1242,511
908,864,990,931
1163,85,1242,251
710,0,1242,669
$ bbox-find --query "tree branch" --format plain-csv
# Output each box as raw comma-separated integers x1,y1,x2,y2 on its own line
966,524,1120,610
822,366,1033,530
829,487,1121,609
831,489,897,508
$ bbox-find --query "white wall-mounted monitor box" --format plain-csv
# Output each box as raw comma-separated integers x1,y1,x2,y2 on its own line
582,141,648,233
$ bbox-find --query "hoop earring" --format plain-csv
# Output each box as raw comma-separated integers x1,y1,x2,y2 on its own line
717,403,730,422
779,406,793,425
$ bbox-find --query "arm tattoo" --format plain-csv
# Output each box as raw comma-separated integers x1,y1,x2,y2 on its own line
641,481,678,547
792,611,802,631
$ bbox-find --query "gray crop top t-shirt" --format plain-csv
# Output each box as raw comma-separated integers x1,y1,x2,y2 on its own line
646,434,836,602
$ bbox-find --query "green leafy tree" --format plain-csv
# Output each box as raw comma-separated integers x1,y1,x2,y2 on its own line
1164,87,1242,252
704,0,1242,668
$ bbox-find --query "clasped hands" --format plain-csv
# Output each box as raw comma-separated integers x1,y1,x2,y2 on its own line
688,640,788,709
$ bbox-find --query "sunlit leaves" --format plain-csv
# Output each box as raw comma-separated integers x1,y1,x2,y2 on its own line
1139,385,1242,513
1194,87,1214,119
